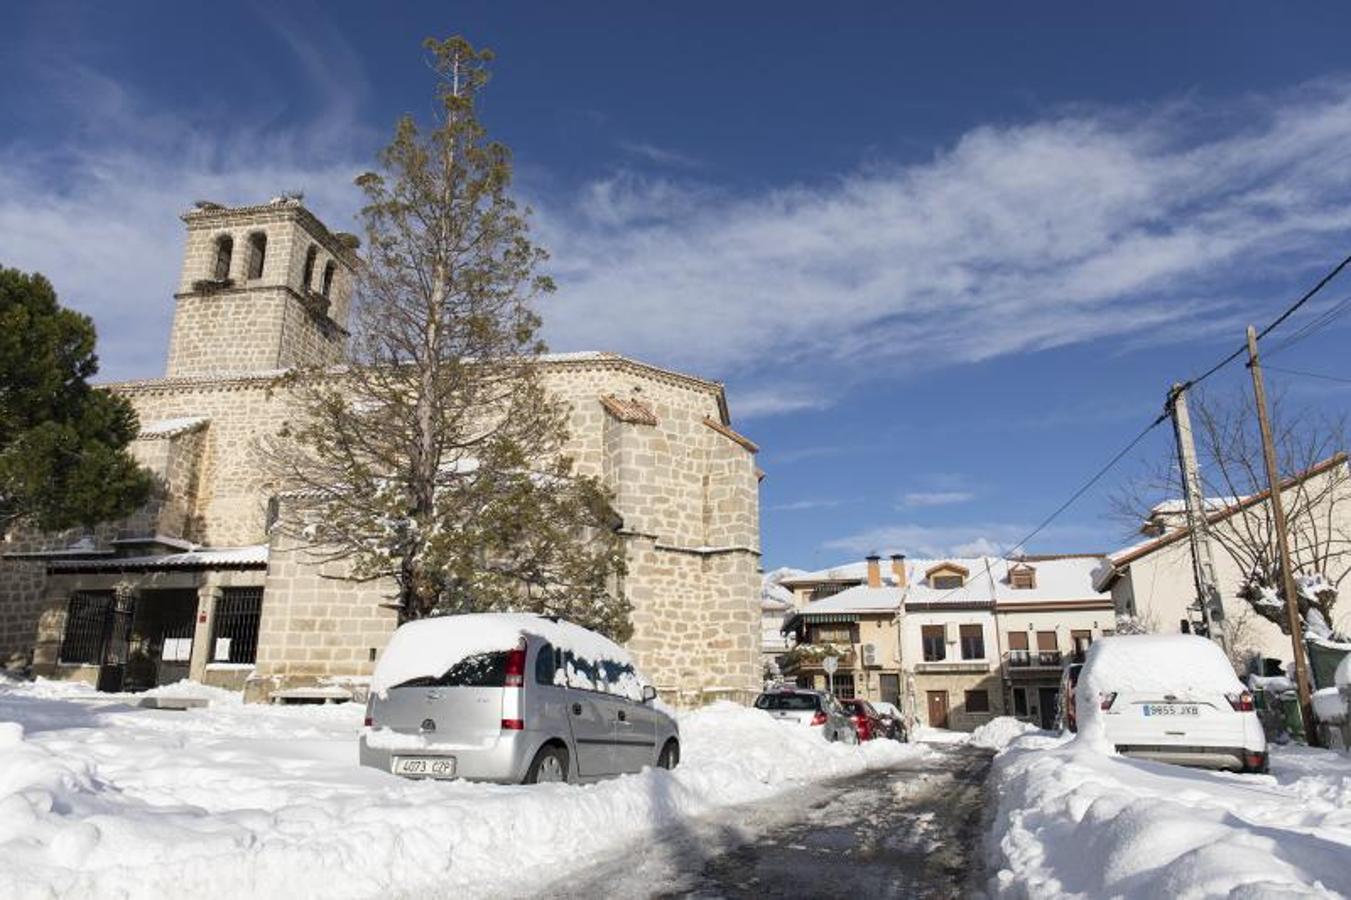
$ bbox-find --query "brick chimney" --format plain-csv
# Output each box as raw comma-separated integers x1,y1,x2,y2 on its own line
890,553,907,587
866,554,882,588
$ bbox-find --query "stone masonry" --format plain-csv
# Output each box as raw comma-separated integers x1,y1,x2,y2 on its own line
2,199,763,705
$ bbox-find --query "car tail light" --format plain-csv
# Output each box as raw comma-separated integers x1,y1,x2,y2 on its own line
811,710,827,726
1245,751,1266,769
504,646,527,688
501,718,524,730
1227,691,1254,712
363,715,373,727
1099,692,1117,711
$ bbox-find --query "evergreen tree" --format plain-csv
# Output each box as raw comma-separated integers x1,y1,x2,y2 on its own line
273,37,630,638
0,267,154,538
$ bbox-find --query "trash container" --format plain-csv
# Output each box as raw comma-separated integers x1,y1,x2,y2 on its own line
1279,692,1306,742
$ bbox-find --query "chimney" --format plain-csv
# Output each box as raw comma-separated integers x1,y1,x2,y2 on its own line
890,553,907,587
865,554,882,589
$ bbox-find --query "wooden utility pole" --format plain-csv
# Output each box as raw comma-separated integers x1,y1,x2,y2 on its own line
1167,383,1227,650
1245,325,1318,745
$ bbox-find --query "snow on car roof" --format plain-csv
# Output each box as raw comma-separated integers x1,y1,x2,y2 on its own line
370,613,635,697
1078,634,1243,698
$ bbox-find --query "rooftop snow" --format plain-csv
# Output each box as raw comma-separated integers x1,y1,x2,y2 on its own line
137,416,210,439
47,545,269,571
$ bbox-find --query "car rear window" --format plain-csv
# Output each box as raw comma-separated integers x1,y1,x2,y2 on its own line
390,651,510,689
755,693,820,711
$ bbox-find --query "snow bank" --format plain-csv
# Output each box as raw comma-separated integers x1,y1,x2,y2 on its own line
970,716,1043,751
0,682,929,899
1312,687,1348,724
987,737,1351,897
370,613,635,697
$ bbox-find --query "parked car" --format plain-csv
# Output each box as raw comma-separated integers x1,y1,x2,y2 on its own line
753,688,858,743
360,613,679,784
840,698,886,741
871,700,908,741
1058,662,1084,732
1076,634,1268,773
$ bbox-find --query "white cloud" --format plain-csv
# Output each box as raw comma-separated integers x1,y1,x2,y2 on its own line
766,498,850,512
617,141,701,168
537,79,1351,415
822,522,1034,559
902,491,976,507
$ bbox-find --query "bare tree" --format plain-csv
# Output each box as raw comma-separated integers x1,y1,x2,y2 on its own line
267,37,629,638
1112,389,1350,639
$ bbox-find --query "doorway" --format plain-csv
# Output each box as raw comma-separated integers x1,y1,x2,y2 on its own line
1037,687,1060,730
124,590,199,692
880,674,900,708
926,690,949,728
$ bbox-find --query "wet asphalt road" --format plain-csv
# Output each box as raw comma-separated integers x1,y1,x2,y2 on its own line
547,742,994,900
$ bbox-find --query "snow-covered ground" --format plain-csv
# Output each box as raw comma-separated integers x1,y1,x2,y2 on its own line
0,678,928,899
986,721,1351,898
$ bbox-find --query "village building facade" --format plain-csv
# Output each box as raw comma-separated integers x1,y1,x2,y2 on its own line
780,553,1113,731
0,199,764,705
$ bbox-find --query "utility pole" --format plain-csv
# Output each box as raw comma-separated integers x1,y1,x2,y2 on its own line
1245,325,1318,745
1167,383,1227,651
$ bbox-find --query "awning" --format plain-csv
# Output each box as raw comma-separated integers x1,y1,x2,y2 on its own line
46,545,269,574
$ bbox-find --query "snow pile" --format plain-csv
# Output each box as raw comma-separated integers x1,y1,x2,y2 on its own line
970,716,1043,752
1338,653,1351,690
370,613,636,697
0,681,928,899
1312,687,1348,724
987,738,1351,897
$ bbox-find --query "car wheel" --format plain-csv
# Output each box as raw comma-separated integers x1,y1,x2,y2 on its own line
658,739,680,770
524,744,569,785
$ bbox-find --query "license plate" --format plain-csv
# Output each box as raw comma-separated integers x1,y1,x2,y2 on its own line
1142,704,1199,717
393,756,457,778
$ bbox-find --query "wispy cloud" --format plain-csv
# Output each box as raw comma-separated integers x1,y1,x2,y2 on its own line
618,140,701,168
902,491,976,507
823,522,1032,559
766,498,851,512
538,78,1351,416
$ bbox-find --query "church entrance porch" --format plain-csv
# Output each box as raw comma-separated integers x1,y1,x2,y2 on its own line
124,589,199,692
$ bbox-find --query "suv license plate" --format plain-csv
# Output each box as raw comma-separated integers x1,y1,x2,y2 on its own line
393,756,457,778
1142,704,1199,717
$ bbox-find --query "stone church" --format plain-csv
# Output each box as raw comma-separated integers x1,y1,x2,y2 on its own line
1,198,763,704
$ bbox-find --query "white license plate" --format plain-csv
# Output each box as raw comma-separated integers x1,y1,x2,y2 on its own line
1142,704,1199,717
393,756,457,778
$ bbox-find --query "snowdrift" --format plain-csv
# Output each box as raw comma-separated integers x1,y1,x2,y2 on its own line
0,681,927,899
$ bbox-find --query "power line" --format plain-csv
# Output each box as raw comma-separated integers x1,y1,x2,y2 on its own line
1261,364,1351,386
1264,292,1351,359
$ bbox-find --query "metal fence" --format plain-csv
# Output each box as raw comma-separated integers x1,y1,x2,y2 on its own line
58,591,115,664
211,587,264,664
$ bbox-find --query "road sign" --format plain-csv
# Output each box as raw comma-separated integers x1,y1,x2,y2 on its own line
822,656,838,674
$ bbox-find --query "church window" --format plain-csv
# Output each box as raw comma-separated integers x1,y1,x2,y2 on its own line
302,245,317,291
212,234,233,281
321,260,336,298
247,232,267,279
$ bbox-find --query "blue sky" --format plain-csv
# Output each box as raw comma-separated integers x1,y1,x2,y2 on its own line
5,3,1351,571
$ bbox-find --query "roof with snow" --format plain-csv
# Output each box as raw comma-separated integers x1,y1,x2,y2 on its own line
45,545,269,573
137,416,210,439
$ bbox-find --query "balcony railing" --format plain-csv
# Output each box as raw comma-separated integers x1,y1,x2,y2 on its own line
1006,649,1063,669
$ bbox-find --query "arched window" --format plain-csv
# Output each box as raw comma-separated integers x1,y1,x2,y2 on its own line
321,261,336,298
213,235,234,281
301,245,317,291
247,232,267,280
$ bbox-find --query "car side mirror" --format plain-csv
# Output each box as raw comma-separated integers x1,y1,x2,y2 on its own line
642,685,658,703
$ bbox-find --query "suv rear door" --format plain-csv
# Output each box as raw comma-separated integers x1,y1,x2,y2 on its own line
372,651,508,748
562,651,618,777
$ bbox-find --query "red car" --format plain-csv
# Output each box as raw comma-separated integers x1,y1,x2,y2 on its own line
840,698,884,741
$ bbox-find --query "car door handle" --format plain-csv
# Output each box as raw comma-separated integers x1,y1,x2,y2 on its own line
571,703,582,716
617,710,627,722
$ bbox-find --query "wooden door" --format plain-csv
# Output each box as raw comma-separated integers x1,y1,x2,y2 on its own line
926,690,949,728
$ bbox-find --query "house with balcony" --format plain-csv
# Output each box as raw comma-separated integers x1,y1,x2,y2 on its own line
780,552,1112,731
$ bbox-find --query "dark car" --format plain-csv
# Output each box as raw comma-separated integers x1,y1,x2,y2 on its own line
840,698,886,741
1058,662,1084,732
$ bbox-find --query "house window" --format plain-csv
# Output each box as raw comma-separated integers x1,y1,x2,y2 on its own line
1007,631,1029,651
812,623,853,644
965,689,990,713
1036,630,1058,652
247,232,267,279
1071,630,1092,658
211,587,263,664
59,591,113,664
959,624,985,660
1010,567,1036,589
931,574,964,590
321,261,337,298
302,245,318,290
921,625,946,661
1012,687,1028,716
213,234,234,280
809,583,848,601
832,673,856,700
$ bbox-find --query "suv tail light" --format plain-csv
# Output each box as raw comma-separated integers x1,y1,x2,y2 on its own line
501,718,524,730
1099,692,1117,711
363,715,373,727
1227,691,1254,712
810,710,827,726
504,645,527,688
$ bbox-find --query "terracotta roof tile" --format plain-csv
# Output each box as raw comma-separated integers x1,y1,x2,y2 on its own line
598,394,658,426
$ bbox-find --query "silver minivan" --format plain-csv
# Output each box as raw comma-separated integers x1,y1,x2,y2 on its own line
360,614,680,784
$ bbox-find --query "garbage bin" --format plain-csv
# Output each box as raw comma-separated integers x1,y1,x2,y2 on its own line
1279,692,1306,742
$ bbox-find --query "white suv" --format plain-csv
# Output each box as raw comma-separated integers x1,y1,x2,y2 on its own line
1077,634,1268,773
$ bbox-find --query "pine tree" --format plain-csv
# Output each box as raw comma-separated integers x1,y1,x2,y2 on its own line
272,37,630,639
0,267,154,538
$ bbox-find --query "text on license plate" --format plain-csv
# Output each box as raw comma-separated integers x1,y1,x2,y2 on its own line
393,756,457,778
1142,704,1199,717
